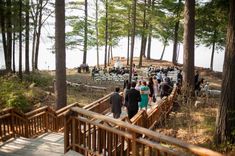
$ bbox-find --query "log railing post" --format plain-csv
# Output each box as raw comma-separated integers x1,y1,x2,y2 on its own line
64,110,71,153
45,111,48,132
25,119,29,138
132,132,138,156
10,109,15,138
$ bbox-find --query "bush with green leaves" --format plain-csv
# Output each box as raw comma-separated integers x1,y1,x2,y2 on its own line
0,77,30,112
24,72,53,88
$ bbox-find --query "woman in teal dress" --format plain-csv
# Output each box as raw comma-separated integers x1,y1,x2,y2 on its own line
140,81,150,110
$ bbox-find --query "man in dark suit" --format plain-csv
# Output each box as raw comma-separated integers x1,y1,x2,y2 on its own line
125,82,141,119
110,87,123,119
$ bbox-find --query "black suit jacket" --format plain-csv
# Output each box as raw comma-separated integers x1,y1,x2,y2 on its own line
125,88,141,111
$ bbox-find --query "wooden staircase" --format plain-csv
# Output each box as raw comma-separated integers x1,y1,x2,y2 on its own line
0,87,223,156
0,132,83,156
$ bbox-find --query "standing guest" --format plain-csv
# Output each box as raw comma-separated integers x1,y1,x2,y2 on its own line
195,70,199,86
157,71,162,83
140,81,150,110
135,80,142,91
123,82,131,107
123,80,129,90
148,77,154,104
110,87,123,119
153,76,159,102
125,82,141,119
159,78,172,99
177,70,183,84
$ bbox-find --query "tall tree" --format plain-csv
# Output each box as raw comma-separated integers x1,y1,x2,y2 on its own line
172,0,182,64
12,31,16,73
215,0,235,144
147,0,154,60
183,0,195,93
127,7,131,66
31,0,39,71
138,0,147,67
6,0,12,71
196,1,227,71
0,0,7,63
104,0,108,68
83,0,88,64
34,0,43,70
95,0,99,68
25,0,30,74
129,0,137,83
55,0,67,110
19,0,22,79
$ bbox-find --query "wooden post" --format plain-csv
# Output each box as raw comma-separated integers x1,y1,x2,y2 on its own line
132,132,138,156
64,110,71,153
10,109,15,138
71,110,79,152
45,111,48,132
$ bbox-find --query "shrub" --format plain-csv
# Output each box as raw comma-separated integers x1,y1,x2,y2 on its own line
24,72,53,88
6,93,30,112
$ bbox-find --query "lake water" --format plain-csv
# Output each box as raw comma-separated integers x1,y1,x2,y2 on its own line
0,36,224,72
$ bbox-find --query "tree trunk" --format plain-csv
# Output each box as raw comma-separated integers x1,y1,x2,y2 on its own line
12,31,15,73
129,0,137,82
95,0,99,68
6,0,12,71
111,45,113,60
104,0,108,68
146,0,153,60
55,0,67,110
139,0,147,67
210,41,215,71
35,0,43,70
0,0,7,66
127,7,131,66
147,32,152,60
19,0,23,80
83,0,88,64
172,0,182,64
108,45,111,65
31,1,39,72
172,20,179,64
25,0,30,74
215,0,235,144
183,0,195,93
160,43,166,60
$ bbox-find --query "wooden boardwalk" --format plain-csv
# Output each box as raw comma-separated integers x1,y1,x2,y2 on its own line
0,132,82,156
0,85,222,156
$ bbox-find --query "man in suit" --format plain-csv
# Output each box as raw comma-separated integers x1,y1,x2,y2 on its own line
125,82,141,119
110,87,123,119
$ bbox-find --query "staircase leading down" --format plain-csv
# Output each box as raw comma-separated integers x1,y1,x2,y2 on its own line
0,132,80,156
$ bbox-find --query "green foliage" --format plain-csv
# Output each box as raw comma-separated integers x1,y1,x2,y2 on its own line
0,73,53,112
6,93,30,112
196,1,228,51
23,72,53,88
0,77,30,112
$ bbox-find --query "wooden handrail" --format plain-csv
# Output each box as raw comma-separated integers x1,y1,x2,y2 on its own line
67,107,222,156
0,92,112,142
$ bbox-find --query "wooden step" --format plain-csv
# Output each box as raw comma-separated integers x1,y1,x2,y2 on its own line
0,132,65,156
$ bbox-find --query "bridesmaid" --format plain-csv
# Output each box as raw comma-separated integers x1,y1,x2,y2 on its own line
140,81,150,111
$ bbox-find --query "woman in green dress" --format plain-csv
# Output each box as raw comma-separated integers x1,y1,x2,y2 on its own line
140,81,150,110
